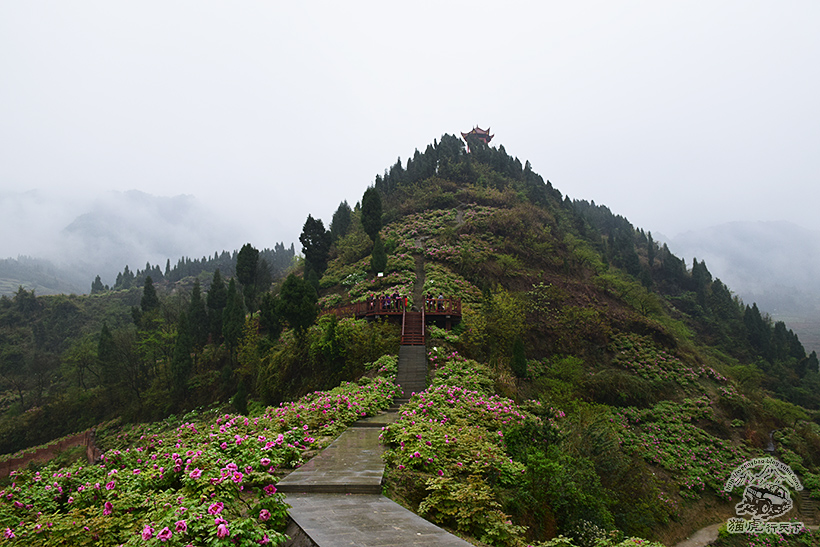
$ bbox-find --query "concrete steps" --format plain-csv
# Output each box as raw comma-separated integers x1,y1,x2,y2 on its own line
799,489,818,525
279,342,448,545
276,427,386,495
395,345,427,399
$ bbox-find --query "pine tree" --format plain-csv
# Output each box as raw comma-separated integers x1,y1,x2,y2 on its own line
207,270,228,343
222,278,244,361
259,292,281,339
361,187,383,241
141,276,160,313
371,234,387,273
236,243,259,311
300,215,331,276
98,323,118,387
171,312,193,396
188,279,209,350
278,273,317,334
330,200,353,241
512,336,527,378
91,275,105,294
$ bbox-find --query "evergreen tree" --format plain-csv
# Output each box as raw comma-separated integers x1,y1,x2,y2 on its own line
278,273,318,334
512,336,527,378
236,243,259,288
361,187,383,241
207,270,228,343
371,234,387,273
91,275,105,294
170,312,193,396
98,322,118,387
256,259,272,293
259,292,282,339
300,215,331,276
330,200,353,241
222,278,244,361
141,276,160,314
188,279,209,351
236,243,260,311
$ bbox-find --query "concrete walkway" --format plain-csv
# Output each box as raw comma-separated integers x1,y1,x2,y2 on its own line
279,410,472,546
276,427,387,495
279,345,472,546
285,493,473,547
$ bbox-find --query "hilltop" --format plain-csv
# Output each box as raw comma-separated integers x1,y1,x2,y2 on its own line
0,133,818,546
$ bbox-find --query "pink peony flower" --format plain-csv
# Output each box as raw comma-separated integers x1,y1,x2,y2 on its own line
103,501,113,516
141,525,154,540
259,509,271,521
4,528,15,539
216,523,230,538
263,484,277,496
207,502,224,515
189,468,202,479
175,520,187,533
105,481,115,490
157,527,172,542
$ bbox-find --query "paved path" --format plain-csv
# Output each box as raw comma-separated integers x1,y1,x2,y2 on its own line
672,523,721,547
276,427,387,495
279,347,471,546
280,412,472,546
286,494,473,547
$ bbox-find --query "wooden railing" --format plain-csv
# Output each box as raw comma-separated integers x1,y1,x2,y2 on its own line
421,297,461,315
323,298,461,319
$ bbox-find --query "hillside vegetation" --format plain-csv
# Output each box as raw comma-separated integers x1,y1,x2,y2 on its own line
0,133,818,546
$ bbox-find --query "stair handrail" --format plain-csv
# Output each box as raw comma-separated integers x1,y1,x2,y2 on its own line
401,308,406,340
421,304,425,345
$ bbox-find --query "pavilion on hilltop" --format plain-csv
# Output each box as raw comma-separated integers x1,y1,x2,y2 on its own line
461,126,494,151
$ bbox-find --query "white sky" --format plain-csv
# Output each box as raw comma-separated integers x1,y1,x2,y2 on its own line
2,1,819,255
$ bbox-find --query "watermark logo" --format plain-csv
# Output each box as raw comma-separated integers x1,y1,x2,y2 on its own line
723,457,805,534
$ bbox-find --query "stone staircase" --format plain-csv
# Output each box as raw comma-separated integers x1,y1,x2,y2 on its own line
799,488,818,525
393,344,428,404
278,342,471,546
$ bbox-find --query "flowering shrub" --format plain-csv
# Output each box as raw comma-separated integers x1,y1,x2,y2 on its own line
365,354,398,380
382,351,564,545
382,209,460,252
427,324,460,344
428,349,494,395
614,397,751,500
610,333,727,389
423,263,482,303
0,372,398,545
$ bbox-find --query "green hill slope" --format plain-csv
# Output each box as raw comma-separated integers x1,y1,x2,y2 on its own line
315,134,820,545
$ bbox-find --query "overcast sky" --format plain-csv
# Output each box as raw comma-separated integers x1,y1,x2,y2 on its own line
2,1,819,259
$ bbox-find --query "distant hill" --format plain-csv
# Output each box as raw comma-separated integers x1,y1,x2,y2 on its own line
669,221,820,353
0,256,85,296
0,190,250,295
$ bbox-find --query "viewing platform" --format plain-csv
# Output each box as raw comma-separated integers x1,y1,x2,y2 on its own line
322,298,462,344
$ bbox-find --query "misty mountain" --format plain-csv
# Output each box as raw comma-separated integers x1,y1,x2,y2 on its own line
0,190,248,294
669,220,820,352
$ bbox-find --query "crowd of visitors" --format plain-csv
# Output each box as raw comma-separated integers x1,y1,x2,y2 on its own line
367,292,408,311
425,293,447,312
363,293,452,312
